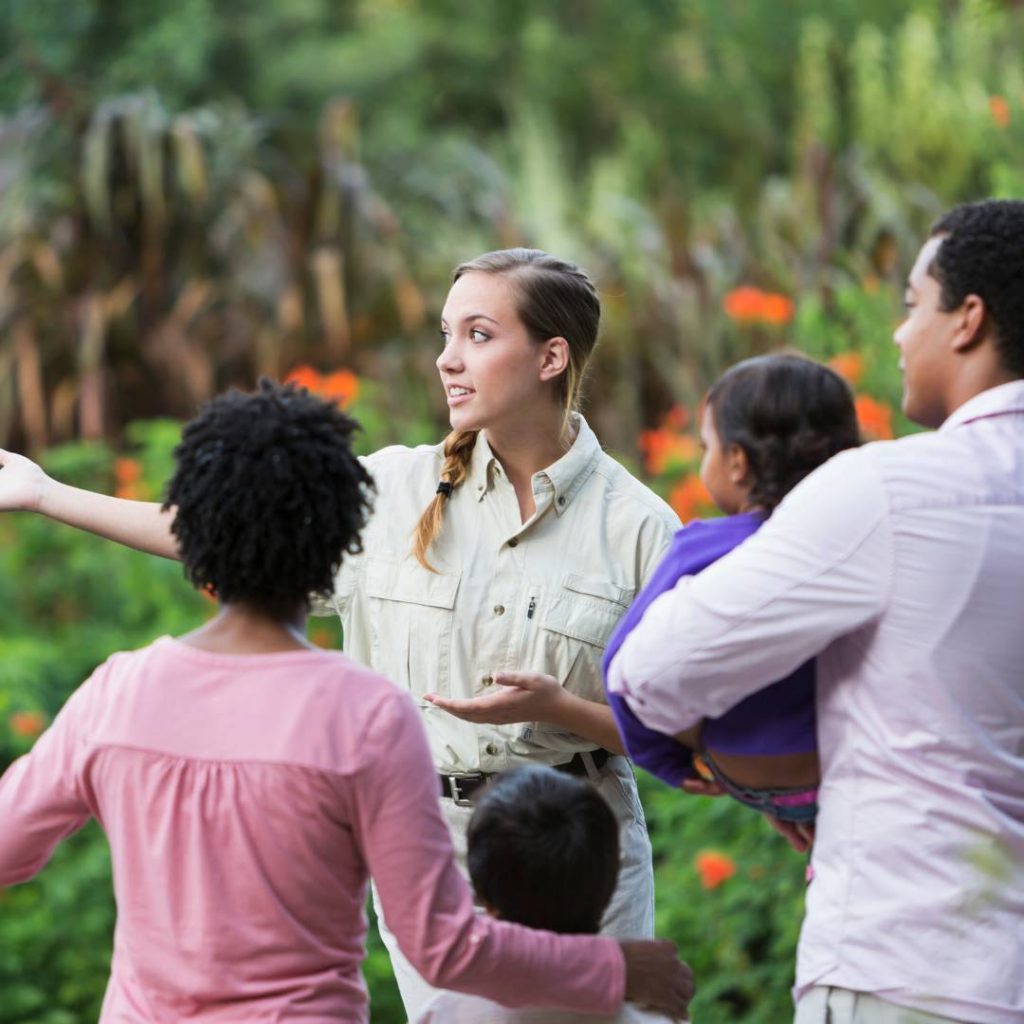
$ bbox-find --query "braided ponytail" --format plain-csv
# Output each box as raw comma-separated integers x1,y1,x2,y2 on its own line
413,428,478,571
412,248,601,571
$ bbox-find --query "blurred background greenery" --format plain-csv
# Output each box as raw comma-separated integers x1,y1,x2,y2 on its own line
1,0,1022,1021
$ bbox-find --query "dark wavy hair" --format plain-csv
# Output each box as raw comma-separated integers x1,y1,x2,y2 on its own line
467,765,619,935
164,379,375,617
707,353,861,513
929,199,1024,377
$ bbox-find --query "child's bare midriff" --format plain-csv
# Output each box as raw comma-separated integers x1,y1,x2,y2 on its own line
675,725,819,789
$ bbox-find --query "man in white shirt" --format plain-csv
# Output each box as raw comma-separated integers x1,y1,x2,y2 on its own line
608,199,1024,1024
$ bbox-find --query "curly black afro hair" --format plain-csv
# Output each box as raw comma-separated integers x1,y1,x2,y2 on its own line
163,379,375,617
707,353,861,513
930,200,1024,377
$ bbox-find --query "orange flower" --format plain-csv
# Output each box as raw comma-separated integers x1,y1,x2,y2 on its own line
695,849,737,889
829,352,864,387
10,710,46,739
668,474,714,523
320,369,360,406
640,429,699,476
114,458,147,500
284,365,323,392
663,404,689,431
855,393,894,440
723,286,794,326
284,365,360,407
989,95,1011,129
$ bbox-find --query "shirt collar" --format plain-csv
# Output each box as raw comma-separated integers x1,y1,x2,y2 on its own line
467,431,499,502
939,379,1024,432
466,414,603,513
539,414,602,514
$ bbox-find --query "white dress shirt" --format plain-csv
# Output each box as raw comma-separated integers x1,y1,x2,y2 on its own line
318,414,679,774
608,381,1024,1023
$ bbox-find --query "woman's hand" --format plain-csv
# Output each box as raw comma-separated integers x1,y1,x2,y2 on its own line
423,671,566,726
620,939,694,1019
0,449,50,513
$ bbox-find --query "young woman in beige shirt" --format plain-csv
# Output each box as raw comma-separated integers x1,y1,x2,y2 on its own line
0,248,680,1016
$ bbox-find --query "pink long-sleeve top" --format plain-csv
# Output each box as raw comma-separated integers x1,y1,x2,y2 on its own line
0,637,625,1022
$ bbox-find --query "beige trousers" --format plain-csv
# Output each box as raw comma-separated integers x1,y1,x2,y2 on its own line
795,987,972,1024
373,755,655,1021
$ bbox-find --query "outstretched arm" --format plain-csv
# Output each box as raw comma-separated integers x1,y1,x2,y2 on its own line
0,448,179,560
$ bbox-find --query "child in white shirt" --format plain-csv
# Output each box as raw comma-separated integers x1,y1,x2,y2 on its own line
415,765,682,1024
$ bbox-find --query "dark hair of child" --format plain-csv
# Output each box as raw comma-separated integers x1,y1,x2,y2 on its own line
163,378,375,618
706,352,861,513
467,765,620,935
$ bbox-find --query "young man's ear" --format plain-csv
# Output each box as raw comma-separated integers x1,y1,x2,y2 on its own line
481,900,502,920
951,294,988,353
538,336,570,382
726,444,751,486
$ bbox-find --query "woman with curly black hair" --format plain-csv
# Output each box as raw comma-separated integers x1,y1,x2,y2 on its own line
0,253,679,1018
605,353,861,834
0,381,692,1022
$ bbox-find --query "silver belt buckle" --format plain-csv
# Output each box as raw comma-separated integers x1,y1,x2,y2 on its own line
448,774,479,807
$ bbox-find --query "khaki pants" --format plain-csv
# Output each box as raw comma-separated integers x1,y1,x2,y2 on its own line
374,755,655,1021
795,987,971,1024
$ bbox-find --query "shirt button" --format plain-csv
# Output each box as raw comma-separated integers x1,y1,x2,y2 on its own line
508,538,518,547
485,742,499,756
493,604,505,615
481,674,493,686
557,496,566,506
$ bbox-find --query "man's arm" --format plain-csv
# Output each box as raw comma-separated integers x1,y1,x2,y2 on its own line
609,450,893,735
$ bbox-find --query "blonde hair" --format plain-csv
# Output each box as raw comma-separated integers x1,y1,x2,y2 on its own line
412,248,601,571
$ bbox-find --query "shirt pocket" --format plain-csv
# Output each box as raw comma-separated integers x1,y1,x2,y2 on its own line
365,557,461,698
539,573,634,705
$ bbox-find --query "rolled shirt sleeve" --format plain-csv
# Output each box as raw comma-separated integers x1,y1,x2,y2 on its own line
608,450,892,735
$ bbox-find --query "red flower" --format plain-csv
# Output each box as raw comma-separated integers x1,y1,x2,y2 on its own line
723,286,794,326
10,710,46,739
284,365,323,393
855,394,894,440
114,458,147,500
829,352,864,387
639,428,699,476
664,404,689,431
668,475,714,523
320,369,360,406
989,95,1011,129
695,849,737,889
284,366,360,407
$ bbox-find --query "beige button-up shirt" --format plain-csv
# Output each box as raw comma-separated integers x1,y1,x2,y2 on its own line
318,415,679,774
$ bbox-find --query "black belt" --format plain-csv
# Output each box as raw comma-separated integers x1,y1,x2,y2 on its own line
438,749,611,806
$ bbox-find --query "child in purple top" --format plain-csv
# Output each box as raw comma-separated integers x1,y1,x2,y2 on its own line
604,354,860,823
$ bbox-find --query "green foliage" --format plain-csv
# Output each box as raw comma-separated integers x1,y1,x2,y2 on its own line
4,1,1022,458
641,775,808,1023
1,2,1020,1020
